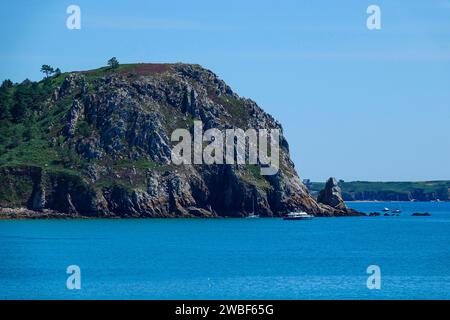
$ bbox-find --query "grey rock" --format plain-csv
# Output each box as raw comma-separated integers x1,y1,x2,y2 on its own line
64,99,84,138
317,177,347,210
76,138,103,160
86,165,100,182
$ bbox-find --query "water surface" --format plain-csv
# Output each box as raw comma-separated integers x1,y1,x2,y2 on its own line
0,202,449,299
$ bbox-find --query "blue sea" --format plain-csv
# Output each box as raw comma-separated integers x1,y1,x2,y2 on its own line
0,202,449,300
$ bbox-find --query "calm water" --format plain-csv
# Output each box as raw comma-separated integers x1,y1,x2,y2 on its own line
0,202,449,300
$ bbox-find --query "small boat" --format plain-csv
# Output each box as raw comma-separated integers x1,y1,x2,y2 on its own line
283,212,314,220
382,207,390,212
391,198,402,215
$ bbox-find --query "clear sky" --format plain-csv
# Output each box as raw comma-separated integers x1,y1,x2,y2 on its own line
1,0,449,181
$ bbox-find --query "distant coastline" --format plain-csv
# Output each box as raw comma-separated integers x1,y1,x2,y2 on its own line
346,200,446,202
304,180,450,202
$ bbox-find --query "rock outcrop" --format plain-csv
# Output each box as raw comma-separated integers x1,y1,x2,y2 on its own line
317,177,361,215
0,63,361,218
317,177,346,210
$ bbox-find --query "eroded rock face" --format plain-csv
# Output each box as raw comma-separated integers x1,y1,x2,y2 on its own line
0,63,361,217
317,177,361,215
317,177,347,210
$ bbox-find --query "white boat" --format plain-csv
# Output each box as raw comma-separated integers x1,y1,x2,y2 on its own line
246,195,260,218
382,207,390,212
283,212,314,220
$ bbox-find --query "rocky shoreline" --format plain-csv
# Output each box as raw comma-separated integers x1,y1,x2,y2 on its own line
0,207,80,219
0,207,363,220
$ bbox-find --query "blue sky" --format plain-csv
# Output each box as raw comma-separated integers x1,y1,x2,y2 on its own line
1,0,449,181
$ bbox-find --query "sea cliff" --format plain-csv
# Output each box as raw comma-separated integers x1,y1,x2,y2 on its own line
0,63,360,217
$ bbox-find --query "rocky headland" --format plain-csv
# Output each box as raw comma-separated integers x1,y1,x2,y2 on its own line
0,63,362,218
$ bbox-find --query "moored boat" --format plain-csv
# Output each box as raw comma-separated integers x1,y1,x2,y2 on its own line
246,195,260,218
283,212,314,220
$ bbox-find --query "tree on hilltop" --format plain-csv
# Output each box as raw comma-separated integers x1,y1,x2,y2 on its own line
107,57,119,69
40,65,55,78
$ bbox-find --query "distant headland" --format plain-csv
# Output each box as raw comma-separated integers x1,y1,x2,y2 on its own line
304,180,450,202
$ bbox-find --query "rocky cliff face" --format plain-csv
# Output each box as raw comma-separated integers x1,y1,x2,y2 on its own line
0,63,360,217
